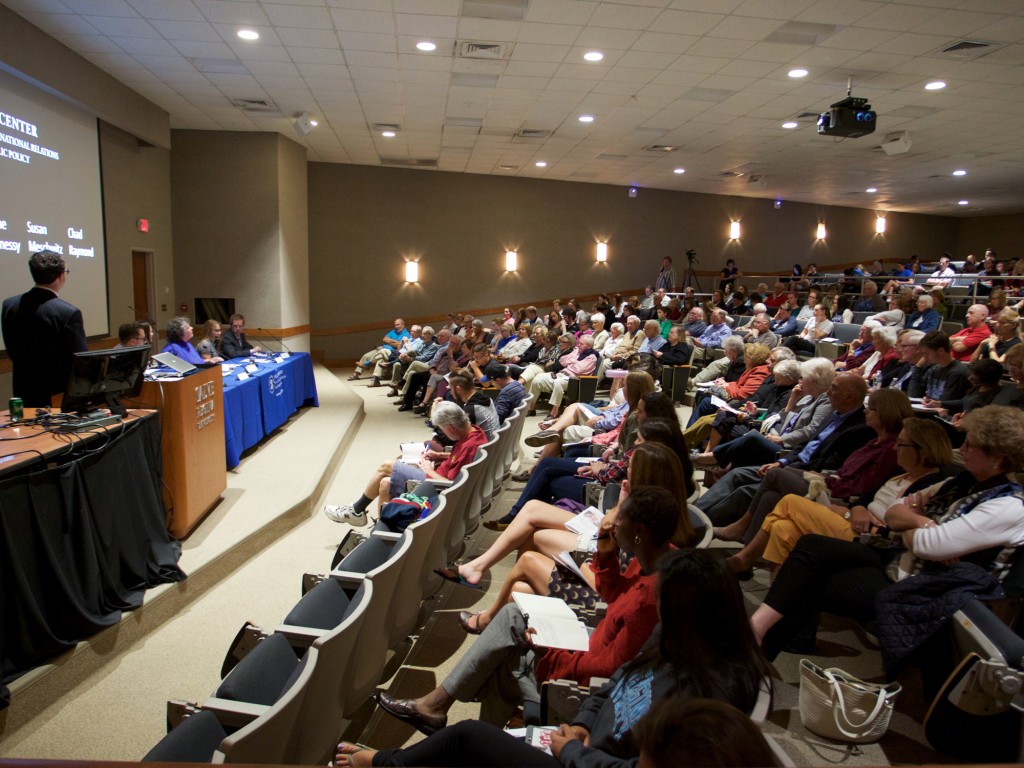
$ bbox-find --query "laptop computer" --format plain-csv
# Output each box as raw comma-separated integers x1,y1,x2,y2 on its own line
151,351,198,376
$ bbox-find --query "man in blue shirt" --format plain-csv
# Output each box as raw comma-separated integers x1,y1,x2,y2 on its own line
352,318,409,380
769,304,798,337
638,319,667,355
691,309,732,362
682,307,707,339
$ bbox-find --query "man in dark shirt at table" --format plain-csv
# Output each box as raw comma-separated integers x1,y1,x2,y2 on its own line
220,313,263,359
2,250,87,407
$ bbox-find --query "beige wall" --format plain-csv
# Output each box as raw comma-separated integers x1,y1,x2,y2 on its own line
957,214,1024,261
0,5,169,149
277,137,310,351
170,130,309,344
307,163,961,361
99,122,175,335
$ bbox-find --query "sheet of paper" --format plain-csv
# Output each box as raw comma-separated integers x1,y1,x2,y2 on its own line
399,442,425,464
710,394,741,414
564,506,602,536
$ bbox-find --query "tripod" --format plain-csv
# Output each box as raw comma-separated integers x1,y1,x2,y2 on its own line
683,256,703,293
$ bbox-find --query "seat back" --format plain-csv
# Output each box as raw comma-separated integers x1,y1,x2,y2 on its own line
291,581,373,764
335,533,414,707
387,497,449,644
446,448,488,560
662,365,693,404
475,427,506,512
421,475,467,596
215,646,320,764
508,393,534,468
142,710,226,763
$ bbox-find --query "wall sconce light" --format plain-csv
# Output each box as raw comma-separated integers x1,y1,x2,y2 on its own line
505,250,517,272
816,222,827,240
596,242,608,263
875,216,886,234
405,261,419,283
729,221,741,240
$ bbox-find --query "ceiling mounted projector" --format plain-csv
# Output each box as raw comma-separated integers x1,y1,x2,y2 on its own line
817,80,877,139
817,95,876,138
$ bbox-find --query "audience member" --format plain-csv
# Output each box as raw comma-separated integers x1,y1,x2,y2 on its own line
323,400,487,526
920,331,970,403
750,406,1024,662
336,549,771,768
351,318,409,382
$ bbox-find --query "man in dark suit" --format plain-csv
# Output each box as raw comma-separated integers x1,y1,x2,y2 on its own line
220,312,262,359
695,372,873,525
2,250,87,407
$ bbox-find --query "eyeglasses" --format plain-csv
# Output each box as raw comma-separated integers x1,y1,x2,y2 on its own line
896,441,918,449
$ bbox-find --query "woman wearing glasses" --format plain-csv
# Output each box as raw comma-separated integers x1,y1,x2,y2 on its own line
750,405,1024,660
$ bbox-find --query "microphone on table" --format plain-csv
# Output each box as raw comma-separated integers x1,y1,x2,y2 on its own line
256,328,293,354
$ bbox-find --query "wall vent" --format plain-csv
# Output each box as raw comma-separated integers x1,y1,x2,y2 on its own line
380,157,438,168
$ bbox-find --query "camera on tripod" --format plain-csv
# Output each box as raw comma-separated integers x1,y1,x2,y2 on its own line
685,249,698,263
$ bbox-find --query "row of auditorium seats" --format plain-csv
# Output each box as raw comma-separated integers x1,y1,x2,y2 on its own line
142,396,534,764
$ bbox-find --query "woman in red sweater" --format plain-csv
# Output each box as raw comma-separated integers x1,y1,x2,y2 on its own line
374,485,681,732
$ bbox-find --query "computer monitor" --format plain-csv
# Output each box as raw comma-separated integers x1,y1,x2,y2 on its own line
61,345,151,416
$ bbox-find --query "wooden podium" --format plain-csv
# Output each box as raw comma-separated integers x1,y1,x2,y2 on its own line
138,366,227,538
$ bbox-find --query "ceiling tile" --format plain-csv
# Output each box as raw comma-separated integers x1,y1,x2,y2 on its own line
194,1,270,25
262,4,334,29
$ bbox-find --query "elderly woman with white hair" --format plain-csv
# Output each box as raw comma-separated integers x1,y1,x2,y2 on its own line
833,320,881,372
693,356,836,469
858,325,900,382
323,401,487,527
906,293,942,332
589,313,609,350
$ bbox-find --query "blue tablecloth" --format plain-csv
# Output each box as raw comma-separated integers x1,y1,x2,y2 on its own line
221,352,318,468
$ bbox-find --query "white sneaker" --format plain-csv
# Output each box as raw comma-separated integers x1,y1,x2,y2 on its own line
323,503,367,527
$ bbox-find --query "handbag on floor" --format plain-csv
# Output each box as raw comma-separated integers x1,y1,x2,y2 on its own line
799,659,901,743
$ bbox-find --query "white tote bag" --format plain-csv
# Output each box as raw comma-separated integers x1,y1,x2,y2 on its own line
799,659,902,743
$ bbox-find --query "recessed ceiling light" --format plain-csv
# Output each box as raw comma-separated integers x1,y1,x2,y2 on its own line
237,29,259,41
925,80,946,90
310,119,318,127
578,115,594,123
788,68,808,78
866,187,877,193
583,51,604,62
673,168,685,174
952,169,967,176
381,130,396,138
535,161,547,167
416,41,436,51
781,121,798,129
958,200,969,205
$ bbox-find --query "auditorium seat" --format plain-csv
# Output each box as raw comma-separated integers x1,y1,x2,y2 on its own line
160,635,321,764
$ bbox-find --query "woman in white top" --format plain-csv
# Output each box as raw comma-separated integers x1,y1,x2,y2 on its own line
866,292,909,328
739,418,952,575
751,405,1024,659
782,304,833,354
